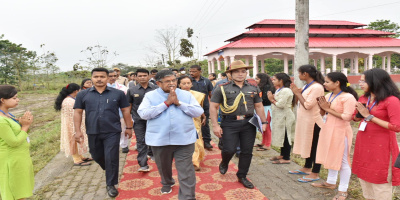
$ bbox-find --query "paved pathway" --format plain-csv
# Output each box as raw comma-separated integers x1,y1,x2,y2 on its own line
33,150,127,199
210,135,335,200
33,140,334,200
33,137,399,200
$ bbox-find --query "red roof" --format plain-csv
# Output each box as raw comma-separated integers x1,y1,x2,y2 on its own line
246,19,366,29
246,28,393,35
205,37,400,55
225,28,394,42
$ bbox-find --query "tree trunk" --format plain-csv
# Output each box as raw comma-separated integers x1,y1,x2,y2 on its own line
294,0,309,87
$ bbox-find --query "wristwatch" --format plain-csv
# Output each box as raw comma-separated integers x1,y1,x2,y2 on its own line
365,115,374,121
262,122,268,124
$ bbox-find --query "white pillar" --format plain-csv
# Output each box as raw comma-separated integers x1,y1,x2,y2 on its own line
208,61,211,73
342,68,348,76
340,58,344,71
368,54,373,70
313,59,317,67
382,56,386,70
332,55,337,72
260,59,265,73
284,55,289,74
245,57,250,75
364,57,368,71
230,56,235,66
350,58,354,73
387,54,391,74
320,56,325,75
354,55,359,74
211,60,215,73
252,55,258,78
224,57,228,70
217,59,221,71
326,68,331,74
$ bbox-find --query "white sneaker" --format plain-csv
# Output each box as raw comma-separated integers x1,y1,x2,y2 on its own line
138,165,150,172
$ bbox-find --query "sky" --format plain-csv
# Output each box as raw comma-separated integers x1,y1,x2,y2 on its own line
1,0,400,71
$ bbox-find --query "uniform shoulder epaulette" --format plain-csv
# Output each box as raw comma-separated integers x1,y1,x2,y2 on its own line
219,82,230,86
246,79,258,87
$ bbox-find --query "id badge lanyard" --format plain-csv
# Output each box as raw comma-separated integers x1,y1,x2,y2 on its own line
359,96,376,131
323,91,343,123
298,81,315,108
275,87,284,99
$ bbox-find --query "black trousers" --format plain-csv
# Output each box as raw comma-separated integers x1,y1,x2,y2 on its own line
202,100,211,144
220,117,256,178
133,120,149,167
280,130,291,160
304,124,321,173
148,146,153,156
87,132,120,186
201,113,211,144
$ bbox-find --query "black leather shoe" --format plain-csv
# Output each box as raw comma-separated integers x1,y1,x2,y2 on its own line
219,162,228,174
238,177,254,189
106,185,119,197
204,142,213,150
235,152,240,158
122,147,129,153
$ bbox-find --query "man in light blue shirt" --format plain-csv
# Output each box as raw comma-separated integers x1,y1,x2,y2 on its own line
138,70,203,199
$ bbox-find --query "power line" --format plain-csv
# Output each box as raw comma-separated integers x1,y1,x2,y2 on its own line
201,30,242,39
193,1,220,30
190,0,210,28
198,0,228,32
197,6,293,33
311,1,400,18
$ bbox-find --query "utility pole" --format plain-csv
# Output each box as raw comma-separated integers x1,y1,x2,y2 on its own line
294,0,309,87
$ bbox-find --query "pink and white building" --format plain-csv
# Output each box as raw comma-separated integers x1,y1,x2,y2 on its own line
205,19,400,77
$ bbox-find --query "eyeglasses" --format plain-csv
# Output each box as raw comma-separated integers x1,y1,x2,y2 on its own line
358,80,365,84
109,75,117,77
159,79,177,84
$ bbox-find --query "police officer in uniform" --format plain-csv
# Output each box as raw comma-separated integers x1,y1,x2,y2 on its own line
210,60,268,189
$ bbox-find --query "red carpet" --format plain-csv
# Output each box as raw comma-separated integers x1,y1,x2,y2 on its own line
117,137,268,200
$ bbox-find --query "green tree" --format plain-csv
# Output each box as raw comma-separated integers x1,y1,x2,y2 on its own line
179,39,194,58
0,38,15,84
187,28,194,38
39,44,59,75
367,19,400,38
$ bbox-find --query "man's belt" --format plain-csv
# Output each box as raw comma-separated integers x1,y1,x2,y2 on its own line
221,114,253,120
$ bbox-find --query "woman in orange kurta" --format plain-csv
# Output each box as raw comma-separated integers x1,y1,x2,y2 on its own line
290,65,325,182
312,72,358,200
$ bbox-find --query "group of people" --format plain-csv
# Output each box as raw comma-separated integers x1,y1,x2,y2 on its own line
1,61,400,200
263,65,400,200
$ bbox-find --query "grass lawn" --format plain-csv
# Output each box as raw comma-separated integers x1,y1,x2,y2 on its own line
14,90,61,174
